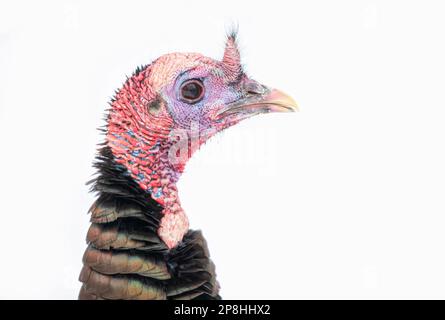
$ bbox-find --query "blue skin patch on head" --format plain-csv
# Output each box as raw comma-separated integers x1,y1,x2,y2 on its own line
112,133,125,141
111,133,138,151
152,188,163,199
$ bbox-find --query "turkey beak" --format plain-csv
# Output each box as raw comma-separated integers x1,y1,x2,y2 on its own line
258,88,299,113
215,83,299,121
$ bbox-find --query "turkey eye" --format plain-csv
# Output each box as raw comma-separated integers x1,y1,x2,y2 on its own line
180,79,204,104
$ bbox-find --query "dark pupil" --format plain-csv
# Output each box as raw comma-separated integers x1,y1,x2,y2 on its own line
182,82,202,101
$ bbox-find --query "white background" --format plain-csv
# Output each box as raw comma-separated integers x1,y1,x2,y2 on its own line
0,0,444,299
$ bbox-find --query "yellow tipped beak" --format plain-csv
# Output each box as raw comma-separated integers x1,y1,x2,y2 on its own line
215,85,299,120
262,88,299,112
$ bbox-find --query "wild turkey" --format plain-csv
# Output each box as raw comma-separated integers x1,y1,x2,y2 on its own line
78,32,298,300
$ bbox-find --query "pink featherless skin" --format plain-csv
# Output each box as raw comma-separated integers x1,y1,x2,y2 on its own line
79,31,298,300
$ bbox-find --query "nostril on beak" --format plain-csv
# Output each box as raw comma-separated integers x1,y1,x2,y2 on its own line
244,80,267,95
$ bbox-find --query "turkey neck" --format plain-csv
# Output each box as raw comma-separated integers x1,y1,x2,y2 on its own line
107,124,190,248
78,146,221,300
